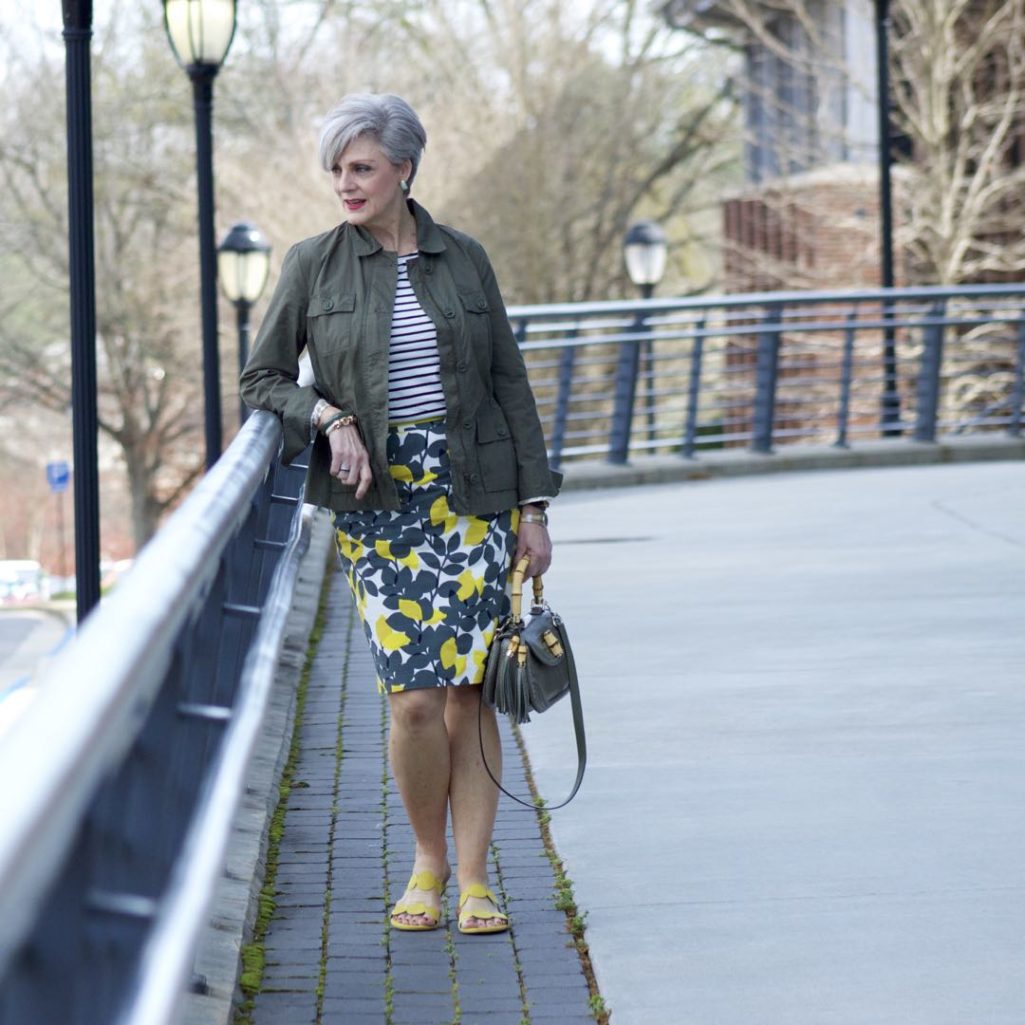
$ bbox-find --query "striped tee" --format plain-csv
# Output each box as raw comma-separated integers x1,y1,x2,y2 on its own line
387,255,447,424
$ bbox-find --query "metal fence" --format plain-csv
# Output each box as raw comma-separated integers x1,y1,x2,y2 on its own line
0,413,310,1025
507,283,1025,466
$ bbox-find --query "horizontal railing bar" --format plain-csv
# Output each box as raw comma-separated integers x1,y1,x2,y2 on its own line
519,311,1023,353
88,892,160,920
223,603,262,617
507,282,1025,320
177,703,233,723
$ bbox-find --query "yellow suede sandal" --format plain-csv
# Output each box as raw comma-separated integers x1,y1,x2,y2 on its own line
457,884,510,935
390,869,447,932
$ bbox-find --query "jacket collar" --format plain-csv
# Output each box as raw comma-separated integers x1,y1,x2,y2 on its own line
348,198,447,257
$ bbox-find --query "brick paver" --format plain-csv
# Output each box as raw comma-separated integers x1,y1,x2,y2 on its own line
250,570,593,1025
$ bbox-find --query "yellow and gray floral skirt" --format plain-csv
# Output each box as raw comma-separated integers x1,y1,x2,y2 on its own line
333,419,519,694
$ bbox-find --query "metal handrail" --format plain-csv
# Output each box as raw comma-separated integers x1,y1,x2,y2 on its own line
0,411,311,1024
117,504,315,1025
506,281,1025,320
505,282,1025,464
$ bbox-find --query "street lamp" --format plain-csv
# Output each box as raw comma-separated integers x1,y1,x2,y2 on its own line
218,221,272,424
609,221,669,463
62,0,101,621
622,220,668,300
874,0,902,435
163,0,238,469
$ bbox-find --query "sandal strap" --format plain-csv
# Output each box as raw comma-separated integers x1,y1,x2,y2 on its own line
458,884,507,920
392,899,439,918
407,870,445,894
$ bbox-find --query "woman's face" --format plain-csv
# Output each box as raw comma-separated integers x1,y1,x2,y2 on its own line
330,136,411,231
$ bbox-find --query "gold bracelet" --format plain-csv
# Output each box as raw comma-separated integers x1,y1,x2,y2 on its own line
322,412,357,435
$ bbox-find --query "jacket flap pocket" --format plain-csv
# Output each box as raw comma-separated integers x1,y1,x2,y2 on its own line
459,291,490,314
476,406,511,443
307,293,356,318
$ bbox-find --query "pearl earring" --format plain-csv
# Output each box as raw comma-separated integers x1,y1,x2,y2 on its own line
400,179,410,194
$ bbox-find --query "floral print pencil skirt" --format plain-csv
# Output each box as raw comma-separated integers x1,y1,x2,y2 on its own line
333,419,519,694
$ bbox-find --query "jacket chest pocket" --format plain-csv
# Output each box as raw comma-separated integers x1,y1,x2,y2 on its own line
307,293,357,353
459,291,492,351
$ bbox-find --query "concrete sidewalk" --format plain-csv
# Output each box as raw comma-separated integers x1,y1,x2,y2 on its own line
521,459,1025,1025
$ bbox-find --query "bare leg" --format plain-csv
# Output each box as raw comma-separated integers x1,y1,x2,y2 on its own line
388,688,451,927
445,686,506,929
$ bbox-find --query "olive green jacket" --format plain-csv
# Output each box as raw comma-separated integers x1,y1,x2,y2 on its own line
239,200,562,514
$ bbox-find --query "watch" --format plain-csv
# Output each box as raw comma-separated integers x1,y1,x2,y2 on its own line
520,510,549,527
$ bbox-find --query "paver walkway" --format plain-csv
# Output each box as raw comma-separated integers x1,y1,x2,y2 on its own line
248,568,595,1025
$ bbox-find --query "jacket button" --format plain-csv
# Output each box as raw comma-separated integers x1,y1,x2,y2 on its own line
477,298,486,310
444,308,455,318
463,418,473,430
322,298,334,311
457,360,468,372
498,426,507,437
425,263,433,274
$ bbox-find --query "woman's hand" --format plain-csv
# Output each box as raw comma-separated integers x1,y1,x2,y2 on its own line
513,514,552,580
328,424,373,500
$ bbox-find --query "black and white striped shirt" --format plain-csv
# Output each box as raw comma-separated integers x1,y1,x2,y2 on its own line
388,255,447,423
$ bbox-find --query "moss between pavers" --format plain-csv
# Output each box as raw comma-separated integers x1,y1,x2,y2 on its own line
233,558,334,1025
510,723,610,1025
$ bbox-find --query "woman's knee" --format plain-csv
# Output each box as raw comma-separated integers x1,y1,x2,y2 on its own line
390,689,446,732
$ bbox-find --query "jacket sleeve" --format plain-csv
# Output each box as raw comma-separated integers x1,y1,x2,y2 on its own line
468,241,563,502
239,242,322,464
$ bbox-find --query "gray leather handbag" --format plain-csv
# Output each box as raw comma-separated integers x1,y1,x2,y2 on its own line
480,557,586,809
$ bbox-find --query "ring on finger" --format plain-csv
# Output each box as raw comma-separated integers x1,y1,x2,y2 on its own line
338,465,351,473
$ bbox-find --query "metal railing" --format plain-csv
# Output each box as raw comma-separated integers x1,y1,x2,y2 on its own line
507,283,1025,466
0,412,311,1025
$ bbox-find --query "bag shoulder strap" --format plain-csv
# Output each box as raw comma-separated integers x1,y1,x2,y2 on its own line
477,636,586,810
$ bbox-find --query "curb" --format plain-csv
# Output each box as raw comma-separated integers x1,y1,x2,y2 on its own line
557,435,1025,493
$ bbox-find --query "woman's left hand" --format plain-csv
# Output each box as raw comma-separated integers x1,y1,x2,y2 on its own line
513,519,552,580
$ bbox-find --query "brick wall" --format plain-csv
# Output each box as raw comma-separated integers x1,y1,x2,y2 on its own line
722,165,902,294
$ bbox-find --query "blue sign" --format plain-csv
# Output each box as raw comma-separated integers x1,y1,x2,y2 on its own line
46,460,70,494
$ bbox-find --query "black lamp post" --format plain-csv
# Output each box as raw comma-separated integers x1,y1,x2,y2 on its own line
62,0,101,621
609,221,668,463
874,0,902,435
218,221,272,424
163,0,238,469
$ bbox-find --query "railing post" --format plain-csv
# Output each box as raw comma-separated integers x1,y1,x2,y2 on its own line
750,304,783,454
607,310,646,464
1009,313,1025,437
681,319,706,458
834,310,858,448
549,327,577,469
913,300,946,442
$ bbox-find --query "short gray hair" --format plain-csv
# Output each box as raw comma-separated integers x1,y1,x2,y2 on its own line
318,93,427,186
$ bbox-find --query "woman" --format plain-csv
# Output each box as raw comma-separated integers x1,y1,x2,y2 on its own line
240,93,561,935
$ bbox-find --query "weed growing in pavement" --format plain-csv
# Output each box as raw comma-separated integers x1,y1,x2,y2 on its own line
510,722,611,1025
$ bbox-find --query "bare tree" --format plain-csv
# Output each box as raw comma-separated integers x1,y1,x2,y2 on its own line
0,7,205,547
890,0,1025,284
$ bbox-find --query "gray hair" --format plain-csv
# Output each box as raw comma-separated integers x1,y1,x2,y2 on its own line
318,93,427,186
